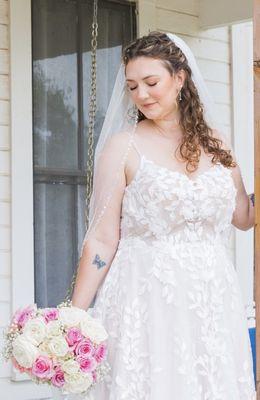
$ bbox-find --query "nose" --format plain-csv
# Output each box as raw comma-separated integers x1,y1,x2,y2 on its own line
135,85,149,101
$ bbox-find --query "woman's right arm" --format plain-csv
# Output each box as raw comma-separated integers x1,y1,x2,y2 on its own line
71,132,131,310
71,237,118,311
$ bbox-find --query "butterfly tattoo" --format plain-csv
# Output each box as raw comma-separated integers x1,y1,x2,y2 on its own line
92,254,106,269
249,193,255,207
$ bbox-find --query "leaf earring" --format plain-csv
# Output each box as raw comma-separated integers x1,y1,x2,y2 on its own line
127,104,139,124
134,106,139,124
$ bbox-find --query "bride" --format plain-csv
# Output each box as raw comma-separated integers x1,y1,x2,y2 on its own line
71,31,255,399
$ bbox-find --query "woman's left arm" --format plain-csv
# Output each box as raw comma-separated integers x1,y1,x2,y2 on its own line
212,129,255,231
230,163,255,231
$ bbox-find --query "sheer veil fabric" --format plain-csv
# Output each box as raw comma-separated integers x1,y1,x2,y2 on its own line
79,32,231,257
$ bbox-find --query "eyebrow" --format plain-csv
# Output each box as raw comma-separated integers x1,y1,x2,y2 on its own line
126,75,160,82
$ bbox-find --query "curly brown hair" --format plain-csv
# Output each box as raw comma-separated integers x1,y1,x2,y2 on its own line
122,31,236,172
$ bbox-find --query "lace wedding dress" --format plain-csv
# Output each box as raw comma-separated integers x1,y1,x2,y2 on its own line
87,141,256,400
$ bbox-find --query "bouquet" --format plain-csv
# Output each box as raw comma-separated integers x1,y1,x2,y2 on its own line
1,302,111,396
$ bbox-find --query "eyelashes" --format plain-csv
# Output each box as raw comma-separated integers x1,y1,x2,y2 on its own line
129,83,158,91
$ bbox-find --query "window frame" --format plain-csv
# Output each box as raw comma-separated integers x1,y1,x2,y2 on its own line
10,0,35,382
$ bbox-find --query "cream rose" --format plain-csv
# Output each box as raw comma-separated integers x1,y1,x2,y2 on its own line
48,336,69,357
80,318,108,344
64,371,93,394
12,334,39,368
59,306,87,328
38,340,52,357
22,317,47,346
62,359,80,375
46,320,62,338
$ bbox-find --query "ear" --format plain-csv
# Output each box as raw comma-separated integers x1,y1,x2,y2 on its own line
175,69,186,87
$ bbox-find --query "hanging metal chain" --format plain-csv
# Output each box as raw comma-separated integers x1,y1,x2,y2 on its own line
63,0,98,304
85,0,98,229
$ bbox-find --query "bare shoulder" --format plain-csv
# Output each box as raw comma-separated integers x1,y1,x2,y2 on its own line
211,129,244,189
106,120,152,149
103,130,134,151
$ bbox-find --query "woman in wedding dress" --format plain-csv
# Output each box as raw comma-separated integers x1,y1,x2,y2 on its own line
71,31,255,399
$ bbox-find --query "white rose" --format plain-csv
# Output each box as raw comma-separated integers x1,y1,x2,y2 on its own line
64,371,93,394
59,306,87,328
38,340,52,356
48,336,69,357
12,334,39,368
62,359,80,375
23,317,47,346
46,320,62,338
80,317,108,344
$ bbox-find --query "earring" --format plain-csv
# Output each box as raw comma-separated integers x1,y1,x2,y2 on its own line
135,105,139,122
179,87,182,101
127,104,139,124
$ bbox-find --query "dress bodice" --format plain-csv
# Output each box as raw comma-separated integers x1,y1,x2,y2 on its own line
120,154,237,246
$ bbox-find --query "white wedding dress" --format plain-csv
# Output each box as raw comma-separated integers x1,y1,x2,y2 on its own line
88,141,256,400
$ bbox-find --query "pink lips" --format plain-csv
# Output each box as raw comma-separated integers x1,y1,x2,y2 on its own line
143,102,157,108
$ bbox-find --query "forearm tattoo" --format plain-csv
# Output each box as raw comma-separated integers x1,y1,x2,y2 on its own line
92,254,106,269
249,193,255,207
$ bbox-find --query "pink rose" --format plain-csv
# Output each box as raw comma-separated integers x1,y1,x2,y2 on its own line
76,355,97,373
75,338,94,357
94,343,107,363
12,305,36,328
65,327,83,350
51,368,65,387
31,355,54,379
43,308,59,323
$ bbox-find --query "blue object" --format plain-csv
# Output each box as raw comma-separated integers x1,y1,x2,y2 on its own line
248,327,256,388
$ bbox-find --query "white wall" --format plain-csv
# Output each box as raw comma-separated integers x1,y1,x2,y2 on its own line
199,0,253,28
0,0,11,383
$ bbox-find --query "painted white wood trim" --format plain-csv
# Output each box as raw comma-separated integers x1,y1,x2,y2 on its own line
137,0,156,36
199,0,253,29
9,0,34,381
231,23,254,319
156,0,198,16
0,377,52,400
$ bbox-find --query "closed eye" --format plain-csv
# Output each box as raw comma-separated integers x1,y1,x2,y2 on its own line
129,82,158,91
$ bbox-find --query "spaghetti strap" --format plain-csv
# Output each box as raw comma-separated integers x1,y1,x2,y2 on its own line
132,139,142,158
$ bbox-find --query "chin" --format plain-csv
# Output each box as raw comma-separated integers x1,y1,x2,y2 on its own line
140,109,161,120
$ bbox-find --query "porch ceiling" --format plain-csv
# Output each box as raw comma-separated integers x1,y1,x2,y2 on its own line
198,0,253,28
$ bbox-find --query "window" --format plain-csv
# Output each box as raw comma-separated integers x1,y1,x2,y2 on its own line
32,0,136,307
